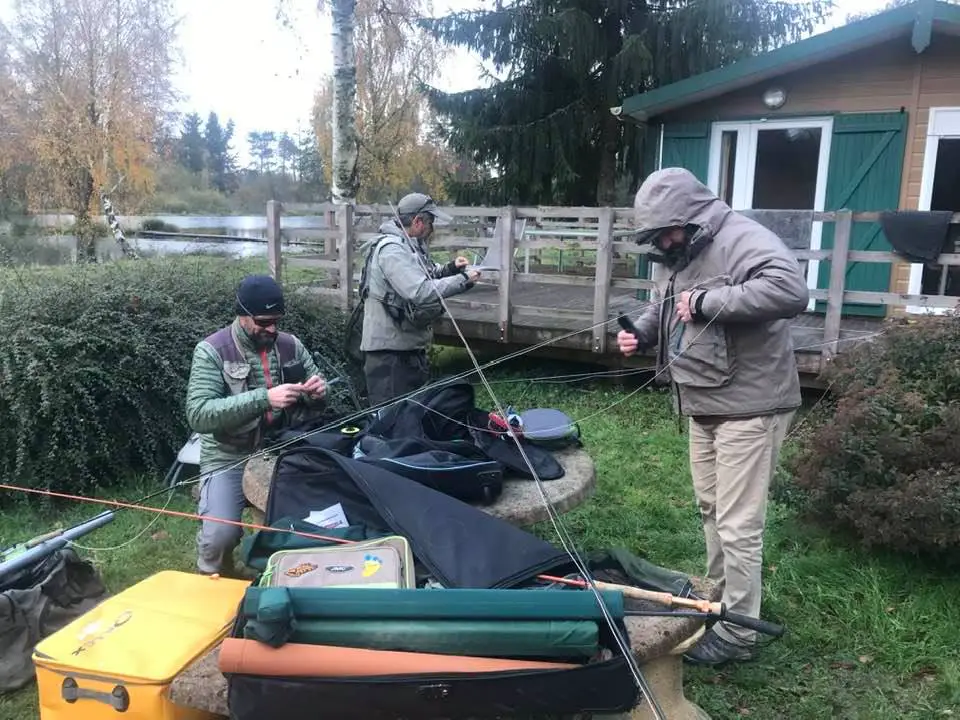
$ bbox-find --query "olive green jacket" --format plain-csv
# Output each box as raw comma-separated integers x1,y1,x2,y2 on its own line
185,318,323,473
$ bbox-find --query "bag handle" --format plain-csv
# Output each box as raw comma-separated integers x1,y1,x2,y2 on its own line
61,677,130,712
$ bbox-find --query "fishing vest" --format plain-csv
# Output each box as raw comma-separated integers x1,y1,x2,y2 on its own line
205,324,301,452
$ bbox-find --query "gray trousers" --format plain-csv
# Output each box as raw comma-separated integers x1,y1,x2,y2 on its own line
196,462,248,574
363,349,429,409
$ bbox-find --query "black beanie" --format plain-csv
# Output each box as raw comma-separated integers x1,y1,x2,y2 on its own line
235,275,285,316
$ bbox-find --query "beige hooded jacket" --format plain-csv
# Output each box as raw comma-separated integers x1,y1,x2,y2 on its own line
630,168,810,418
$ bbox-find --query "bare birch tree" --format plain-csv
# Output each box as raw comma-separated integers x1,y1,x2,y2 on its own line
323,0,360,206
313,0,452,203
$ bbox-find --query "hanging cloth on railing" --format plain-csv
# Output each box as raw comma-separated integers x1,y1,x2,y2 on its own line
879,210,954,264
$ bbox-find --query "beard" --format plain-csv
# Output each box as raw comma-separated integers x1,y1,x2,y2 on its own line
251,329,278,349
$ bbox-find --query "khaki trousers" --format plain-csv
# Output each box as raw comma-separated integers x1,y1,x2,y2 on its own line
688,411,794,645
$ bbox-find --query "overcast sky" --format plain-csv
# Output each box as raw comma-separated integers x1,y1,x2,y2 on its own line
1,0,891,165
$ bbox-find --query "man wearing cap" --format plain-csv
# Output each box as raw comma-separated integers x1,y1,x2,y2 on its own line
185,274,327,577
358,192,480,407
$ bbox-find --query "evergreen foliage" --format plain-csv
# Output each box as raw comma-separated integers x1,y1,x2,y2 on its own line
421,0,831,206
0,258,351,496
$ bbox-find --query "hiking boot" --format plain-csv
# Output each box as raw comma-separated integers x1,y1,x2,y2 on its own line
682,628,756,667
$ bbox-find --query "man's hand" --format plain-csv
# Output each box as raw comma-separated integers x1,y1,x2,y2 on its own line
455,256,469,269
467,269,481,283
617,330,639,357
675,291,693,323
267,383,306,410
301,374,326,399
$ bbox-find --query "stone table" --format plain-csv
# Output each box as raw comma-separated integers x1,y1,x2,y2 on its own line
168,577,719,720
241,445,598,527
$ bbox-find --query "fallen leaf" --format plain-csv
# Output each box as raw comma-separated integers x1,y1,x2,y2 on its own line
151,530,169,541
830,661,856,670
885,606,896,613
858,655,874,664
737,709,752,716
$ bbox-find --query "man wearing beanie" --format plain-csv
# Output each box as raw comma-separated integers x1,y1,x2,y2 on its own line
357,192,480,407
185,274,327,577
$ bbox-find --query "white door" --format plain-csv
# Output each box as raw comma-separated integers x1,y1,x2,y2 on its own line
907,107,960,314
706,118,833,310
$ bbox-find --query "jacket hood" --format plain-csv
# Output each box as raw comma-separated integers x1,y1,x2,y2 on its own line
633,168,731,239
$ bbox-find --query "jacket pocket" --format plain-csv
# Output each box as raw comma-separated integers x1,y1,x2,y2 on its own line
222,361,251,395
667,277,735,388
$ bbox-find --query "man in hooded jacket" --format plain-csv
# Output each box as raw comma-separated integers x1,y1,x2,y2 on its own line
358,192,480,407
617,167,809,666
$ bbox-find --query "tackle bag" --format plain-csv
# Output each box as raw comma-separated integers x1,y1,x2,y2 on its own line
226,447,644,718
353,434,503,504
365,378,567,482
0,548,108,694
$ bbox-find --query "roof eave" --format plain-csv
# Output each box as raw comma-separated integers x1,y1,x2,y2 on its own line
614,1,959,123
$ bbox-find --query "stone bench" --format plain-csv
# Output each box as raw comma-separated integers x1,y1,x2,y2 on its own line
240,445,599,527
170,445,717,719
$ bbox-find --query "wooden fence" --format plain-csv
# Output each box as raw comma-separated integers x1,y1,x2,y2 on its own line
264,200,960,376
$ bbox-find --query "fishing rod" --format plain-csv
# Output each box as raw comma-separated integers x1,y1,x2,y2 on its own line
0,511,116,587
0,480,785,641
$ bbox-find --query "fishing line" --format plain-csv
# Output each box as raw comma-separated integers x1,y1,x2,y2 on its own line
385,203,670,720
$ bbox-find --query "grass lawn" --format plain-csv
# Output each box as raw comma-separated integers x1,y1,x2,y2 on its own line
2,352,959,719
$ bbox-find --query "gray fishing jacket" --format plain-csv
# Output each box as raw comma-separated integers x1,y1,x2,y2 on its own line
360,220,473,352
629,168,809,418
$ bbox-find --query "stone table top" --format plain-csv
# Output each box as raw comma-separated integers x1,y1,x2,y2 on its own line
168,577,720,719
241,445,596,527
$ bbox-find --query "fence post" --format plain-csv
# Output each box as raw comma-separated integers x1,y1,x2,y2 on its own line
337,203,355,311
821,208,852,371
592,207,615,353
325,208,337,260
266,200,282,283
498,206,516,343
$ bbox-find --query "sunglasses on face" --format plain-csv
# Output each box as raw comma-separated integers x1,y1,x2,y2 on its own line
252,316,282,328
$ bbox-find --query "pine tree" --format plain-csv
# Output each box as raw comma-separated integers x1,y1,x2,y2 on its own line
204,112,238,193
178,112,206,175
421,0,831,206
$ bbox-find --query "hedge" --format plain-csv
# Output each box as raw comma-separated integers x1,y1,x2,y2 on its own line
784,314,960,558
0,256,353,496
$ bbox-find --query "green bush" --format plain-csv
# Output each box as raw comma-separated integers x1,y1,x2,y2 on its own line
0,256,352,497
785,314,960,558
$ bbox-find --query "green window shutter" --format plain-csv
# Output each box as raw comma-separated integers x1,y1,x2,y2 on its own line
660,123,710,183
816,111,907,317
634,122,711,299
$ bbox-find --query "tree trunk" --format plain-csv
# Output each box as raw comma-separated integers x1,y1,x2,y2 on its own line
595,109,619,207
331,0,359,205
75,171,97,262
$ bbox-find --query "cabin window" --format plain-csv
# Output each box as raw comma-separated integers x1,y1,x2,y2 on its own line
909,107,960,313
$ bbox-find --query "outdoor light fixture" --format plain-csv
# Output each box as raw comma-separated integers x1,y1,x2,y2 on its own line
762,87,787,109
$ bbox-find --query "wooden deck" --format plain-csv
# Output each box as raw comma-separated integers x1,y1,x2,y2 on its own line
432,280,884,386
265,203,960,390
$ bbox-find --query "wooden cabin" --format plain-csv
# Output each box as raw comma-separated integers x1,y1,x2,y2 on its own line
612,0,960,317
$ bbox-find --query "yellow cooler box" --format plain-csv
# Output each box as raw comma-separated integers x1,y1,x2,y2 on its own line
32,570,249,720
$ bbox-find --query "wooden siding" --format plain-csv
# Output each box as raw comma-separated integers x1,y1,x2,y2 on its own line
659,32,960,300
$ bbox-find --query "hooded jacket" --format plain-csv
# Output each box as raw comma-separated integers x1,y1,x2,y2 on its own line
359,220,473,352
630,168,809,418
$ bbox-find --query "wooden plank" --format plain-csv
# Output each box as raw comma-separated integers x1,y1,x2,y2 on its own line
514,273,596,287
288,256,339,270
610,278,659,291
266,200,282,283
592,207,614,353
498,207,516,342
821,209,852,368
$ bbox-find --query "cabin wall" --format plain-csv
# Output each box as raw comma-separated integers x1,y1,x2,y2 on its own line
658,32,960,301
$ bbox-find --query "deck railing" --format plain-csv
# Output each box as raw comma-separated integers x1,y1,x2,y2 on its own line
265,201,960,373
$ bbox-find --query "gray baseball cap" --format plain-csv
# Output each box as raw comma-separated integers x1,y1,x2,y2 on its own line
396,192,453,226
